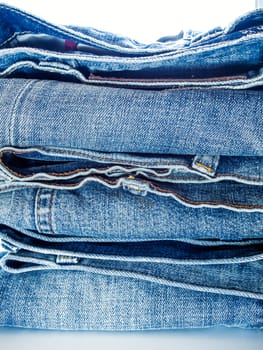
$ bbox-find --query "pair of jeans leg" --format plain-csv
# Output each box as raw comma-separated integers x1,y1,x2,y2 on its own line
1,266,262,330
1,186,262,242
0,78,262,156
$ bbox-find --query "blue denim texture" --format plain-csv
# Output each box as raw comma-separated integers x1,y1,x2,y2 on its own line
0,79,262,157
0,267,262,330
0,78,262,213
0,4,262,330
0,186,262,301
0,186,262,242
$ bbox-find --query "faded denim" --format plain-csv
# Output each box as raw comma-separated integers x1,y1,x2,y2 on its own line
0,4,262,330
0,79,262,158
0,182,263,300
0,265,262,330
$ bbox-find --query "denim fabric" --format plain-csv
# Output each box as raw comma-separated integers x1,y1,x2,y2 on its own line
0,185,263,243
0,79,262,157
1,231,263,300
0,268,262,330
0,78,262,214
0,5,263,82
0,152,263,211
0,184,263,300
0,147,263,185
0,4,262,331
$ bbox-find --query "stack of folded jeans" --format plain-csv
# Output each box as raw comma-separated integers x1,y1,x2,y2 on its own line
0,4,262,330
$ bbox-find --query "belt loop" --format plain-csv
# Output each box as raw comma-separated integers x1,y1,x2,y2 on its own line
192,155,220,177
56,255,79,264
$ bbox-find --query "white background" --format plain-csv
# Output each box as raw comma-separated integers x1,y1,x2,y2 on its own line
0,0,256,42
0,0,263,348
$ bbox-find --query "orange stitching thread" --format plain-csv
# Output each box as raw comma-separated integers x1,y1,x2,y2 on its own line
0,176,262,209
194,162,214,173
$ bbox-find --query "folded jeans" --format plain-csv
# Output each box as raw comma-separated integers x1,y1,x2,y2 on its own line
0,79,262,156
0,266,262,330
1,5,263,81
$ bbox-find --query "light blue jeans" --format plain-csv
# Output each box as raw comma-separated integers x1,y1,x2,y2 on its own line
0,4,262,330
0,263,262,330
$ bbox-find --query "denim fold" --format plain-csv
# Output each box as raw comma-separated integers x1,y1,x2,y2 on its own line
0,4,262,330
0,78,262,156
0,5,263,80
1,268,262,330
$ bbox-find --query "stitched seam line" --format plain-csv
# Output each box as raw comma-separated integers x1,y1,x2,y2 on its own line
2,175,262,210
0,7,262,63
1,155,262,183
35,188,54,234
148,181,263,209
0,5,256,54
0,147,190,166
36,188,41,233
0,164,169,178
0,31,32,49
8,80,37,144
2,148,262,182
49,190,55,235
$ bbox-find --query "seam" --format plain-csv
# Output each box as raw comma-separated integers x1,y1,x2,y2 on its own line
9,80,37,144
2,147,263,181
0,147,190,166
148,181,263,209
1,152,262,183
0,159,134,178
0,6,106,48
0,163,169,178
35,188,54,234
0,27,262,62
35,188,41,233
0,31,32,49
1,174,262,210
49,190,55,235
